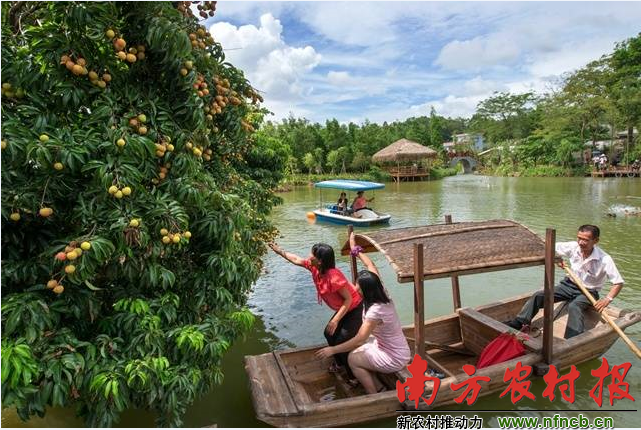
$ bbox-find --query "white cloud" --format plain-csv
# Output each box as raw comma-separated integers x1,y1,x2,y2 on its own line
435,33,522,71
526,37,620,79
410,95,486,119
293,3,398,47
327,71,352,87
462,76,506,97
209,14,321,101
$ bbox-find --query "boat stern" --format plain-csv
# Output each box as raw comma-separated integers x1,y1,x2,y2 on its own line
244,353,300,426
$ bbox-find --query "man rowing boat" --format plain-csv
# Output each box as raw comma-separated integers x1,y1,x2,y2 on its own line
504,225,625,338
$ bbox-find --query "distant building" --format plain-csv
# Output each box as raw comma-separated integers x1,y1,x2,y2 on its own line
453,133,485,152
616,128,638,140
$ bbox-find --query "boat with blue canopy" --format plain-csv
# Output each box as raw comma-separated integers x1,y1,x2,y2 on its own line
311,179,391,226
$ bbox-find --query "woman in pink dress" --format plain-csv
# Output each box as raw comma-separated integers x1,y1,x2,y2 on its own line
316,232,411,394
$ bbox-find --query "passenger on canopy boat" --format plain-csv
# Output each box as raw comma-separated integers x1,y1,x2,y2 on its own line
505,225,624,338
337,192,348,215
350,191,375,218
316,232,411,394
269,242,363,379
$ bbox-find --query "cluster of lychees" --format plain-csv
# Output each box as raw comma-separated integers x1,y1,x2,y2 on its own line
176,1,217,19
128,113,148,136
48,241,92,294
108,185,132,199
155,135,175,158
159,228,192,245
106,29,146,63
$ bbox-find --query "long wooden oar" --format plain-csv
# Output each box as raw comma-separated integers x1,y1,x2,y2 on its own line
562,263,641,360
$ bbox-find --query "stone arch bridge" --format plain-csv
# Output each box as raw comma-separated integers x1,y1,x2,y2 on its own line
449,156,478,173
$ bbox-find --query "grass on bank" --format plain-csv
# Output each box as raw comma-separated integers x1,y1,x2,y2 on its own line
479,163,591,177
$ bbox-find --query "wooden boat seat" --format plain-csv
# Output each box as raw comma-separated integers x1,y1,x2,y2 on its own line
458,307,542,353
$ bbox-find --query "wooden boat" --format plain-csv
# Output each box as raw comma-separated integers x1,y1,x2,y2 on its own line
312,180,391,227
245,218,641,427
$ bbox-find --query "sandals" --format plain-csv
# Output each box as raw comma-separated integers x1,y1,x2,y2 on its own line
328,361,343,373
427,368,446,379
346,378,360,388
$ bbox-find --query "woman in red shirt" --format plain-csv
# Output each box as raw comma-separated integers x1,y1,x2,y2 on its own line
269,242,363,378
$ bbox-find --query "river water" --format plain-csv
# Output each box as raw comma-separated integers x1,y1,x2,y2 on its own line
3,175,640,428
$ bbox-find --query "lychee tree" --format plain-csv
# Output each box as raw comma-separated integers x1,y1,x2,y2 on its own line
1,2,287,426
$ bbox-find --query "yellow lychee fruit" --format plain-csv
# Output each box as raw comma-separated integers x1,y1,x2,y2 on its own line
46,279,58,289
80,241,91,251
53,284,64,294
66,251,78,260
65,265,76,274
53,162,64,170
121,186,132,196
10,212,21,221
105,29,115,39
162,235,171,244
114,38,126,51
39,134,49,143
129,219,140,227
39,207,53,217
160,228,169,236
184,231,192,239
114,190,123,199
116,138,126,147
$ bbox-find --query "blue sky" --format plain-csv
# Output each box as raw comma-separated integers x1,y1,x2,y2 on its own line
201,2,641,125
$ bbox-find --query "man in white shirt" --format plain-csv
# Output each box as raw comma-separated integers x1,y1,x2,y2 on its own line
504,225,624,338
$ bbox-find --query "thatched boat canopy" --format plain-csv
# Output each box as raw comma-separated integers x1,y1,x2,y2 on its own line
372,138,438,163
341,220,553,283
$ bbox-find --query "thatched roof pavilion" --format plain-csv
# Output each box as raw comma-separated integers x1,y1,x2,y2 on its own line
372,138,437,163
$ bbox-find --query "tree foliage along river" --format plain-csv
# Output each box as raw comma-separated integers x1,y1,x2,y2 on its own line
258,33,640,178
1,1,288,426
